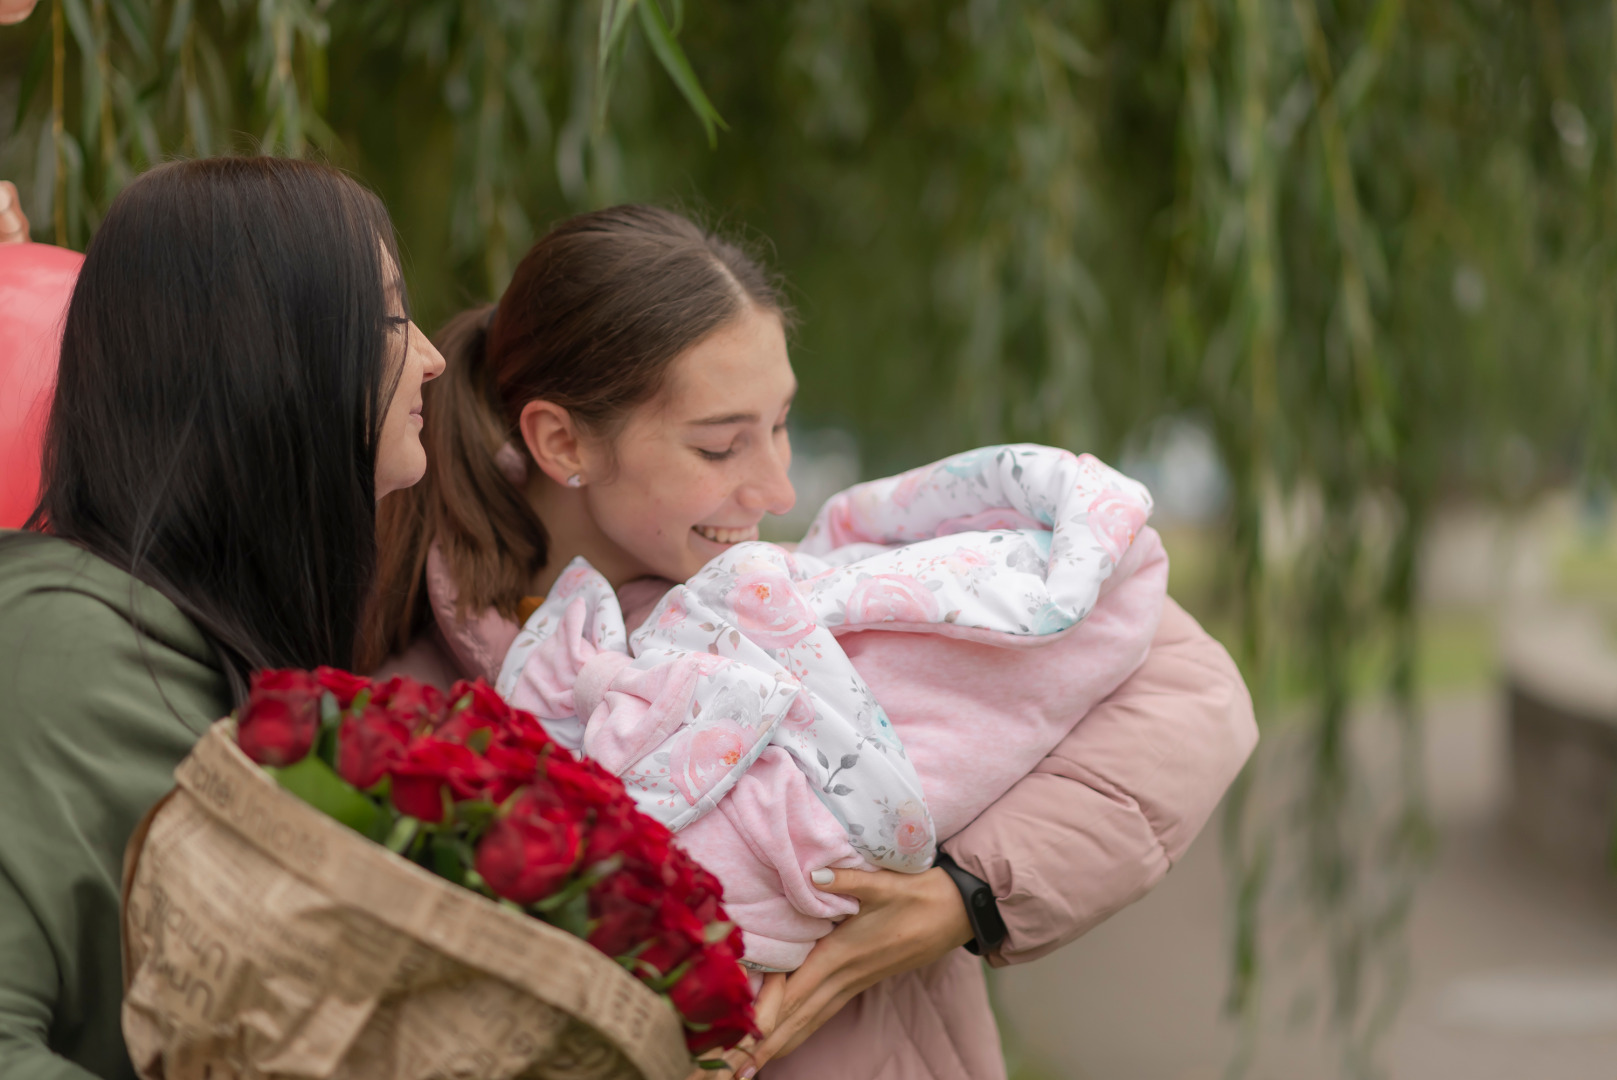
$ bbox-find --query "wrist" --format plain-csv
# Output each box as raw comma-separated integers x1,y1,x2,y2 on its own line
934,852,1008,956
922,867,975,951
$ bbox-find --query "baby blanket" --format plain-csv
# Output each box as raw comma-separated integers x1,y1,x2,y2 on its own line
497,444,1166,967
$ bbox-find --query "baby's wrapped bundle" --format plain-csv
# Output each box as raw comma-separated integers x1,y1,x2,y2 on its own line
498,445,1167,970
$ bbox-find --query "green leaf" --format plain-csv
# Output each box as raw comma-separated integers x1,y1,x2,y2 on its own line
594,0,641,135
533,872,590,914
60,0,95,54
162,0,192,59
546,887,591,939
1026,11,1101,77
267,755,387,841
108,0,153,68
384,815,420,855
581,853,623,884
431,835,468,886
702,920,734,945
12,30,50,135
650,957,691,992
598,0,640,75
456,798,497,836
635,0,727,148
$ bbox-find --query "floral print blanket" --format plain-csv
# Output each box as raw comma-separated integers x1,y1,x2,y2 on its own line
496,444,1154,880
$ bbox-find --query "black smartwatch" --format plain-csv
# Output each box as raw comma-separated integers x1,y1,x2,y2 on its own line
935,852,1007,956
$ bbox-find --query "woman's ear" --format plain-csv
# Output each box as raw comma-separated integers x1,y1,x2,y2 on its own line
519,400,585,486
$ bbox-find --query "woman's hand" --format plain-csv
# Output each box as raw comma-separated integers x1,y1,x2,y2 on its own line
742,866,973,1074
684,972,785,1080
0,183,29,245
0,0,39,26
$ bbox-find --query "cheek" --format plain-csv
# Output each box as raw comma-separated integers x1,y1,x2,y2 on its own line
602,459,729,546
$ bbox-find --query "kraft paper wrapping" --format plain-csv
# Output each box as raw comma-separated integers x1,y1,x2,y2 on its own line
121,720,690,1080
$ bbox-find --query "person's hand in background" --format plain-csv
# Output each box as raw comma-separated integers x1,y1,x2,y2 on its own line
0,183,29,244
0,0,39,25
0,0,39,243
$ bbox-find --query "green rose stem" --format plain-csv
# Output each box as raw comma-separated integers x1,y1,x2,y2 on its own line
385,816,420,855
531,854,622,940
264,754,387,841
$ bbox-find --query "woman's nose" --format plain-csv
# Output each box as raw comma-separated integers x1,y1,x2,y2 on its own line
741,444,796,517
419,328,447,383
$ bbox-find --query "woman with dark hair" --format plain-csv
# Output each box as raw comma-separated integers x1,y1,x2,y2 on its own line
367,204,1254,1078
0,156,444,1080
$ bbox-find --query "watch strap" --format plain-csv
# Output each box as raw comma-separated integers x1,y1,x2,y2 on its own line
935,851,1008,956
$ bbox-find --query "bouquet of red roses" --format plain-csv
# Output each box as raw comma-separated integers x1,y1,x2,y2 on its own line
234,666,757,1059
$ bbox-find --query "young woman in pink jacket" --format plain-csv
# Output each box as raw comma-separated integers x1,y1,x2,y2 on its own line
362,204,1257,1079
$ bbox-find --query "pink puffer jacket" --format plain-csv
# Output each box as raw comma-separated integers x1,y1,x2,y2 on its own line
381,595,1256,1079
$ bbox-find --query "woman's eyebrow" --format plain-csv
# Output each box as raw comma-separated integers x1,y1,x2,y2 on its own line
688,411,758,427
686,389,797,427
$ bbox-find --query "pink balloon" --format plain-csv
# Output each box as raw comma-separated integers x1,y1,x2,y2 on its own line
0,243,81,528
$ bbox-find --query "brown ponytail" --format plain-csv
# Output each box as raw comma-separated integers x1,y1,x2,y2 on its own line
360,205,789,671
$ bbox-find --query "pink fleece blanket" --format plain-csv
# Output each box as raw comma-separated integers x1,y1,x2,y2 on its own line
496,445,1166,969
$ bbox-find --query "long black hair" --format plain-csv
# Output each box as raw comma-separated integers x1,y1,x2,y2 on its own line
23,157,404,699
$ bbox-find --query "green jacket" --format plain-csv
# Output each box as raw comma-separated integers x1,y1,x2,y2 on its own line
0,532,227,1080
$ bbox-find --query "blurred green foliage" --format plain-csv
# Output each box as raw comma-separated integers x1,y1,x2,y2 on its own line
5,1,1616,1074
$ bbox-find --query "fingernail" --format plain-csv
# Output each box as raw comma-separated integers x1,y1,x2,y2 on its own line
810,868,834,886
739,1067,757,1079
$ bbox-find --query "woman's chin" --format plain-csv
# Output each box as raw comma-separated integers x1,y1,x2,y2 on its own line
375,452,427,500
686,528,749,572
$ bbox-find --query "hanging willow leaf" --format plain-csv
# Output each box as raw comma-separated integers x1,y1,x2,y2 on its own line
163,0,192,58
12,29,50,133
107,0,151,69
593,0,639,134
7,6,1612,1072
635,0,726,148
598,0,639,77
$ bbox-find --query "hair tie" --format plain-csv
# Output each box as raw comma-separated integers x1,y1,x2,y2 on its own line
493,442,528,485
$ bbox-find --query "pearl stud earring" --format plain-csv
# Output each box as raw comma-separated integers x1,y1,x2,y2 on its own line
566,473,583,488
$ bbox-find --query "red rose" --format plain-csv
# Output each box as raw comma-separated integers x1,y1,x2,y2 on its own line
545,754,627,808
636,893,707,980
371,676,447,731
314,666,371,709
586,871,661,958
440,679,515,739
682,861,727,927
670,942,759,1054
580,800,673,877
336,705,411,790
683,1017,756,1059
238,669,322,766
483,741,541,803
497,708,555,754
474,791,582,905
389,737,494,822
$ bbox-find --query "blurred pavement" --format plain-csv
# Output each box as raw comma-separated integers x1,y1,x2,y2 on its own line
992,692,1617,1080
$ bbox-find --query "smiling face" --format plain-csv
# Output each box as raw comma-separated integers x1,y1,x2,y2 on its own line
375,256,447,498
555,304,798,584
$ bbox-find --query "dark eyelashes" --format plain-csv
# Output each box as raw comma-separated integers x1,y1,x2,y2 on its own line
697,421,788,461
